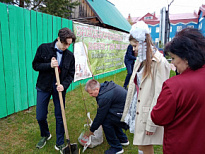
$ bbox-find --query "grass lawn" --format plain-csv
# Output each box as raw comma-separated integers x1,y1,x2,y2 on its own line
0,70,175,154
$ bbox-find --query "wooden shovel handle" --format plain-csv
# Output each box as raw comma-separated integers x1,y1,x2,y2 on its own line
54,67,70,140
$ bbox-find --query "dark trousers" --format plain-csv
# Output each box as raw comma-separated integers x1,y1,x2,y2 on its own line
102,117,128,150
36,84,66,146
123,62,134,88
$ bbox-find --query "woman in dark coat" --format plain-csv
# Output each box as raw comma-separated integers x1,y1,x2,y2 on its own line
151,28,205,154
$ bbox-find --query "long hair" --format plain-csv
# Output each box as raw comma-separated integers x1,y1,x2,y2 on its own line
144,33,155,78
129,34,154,78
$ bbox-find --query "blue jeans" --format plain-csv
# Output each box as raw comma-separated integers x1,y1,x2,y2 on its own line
123,62,134,88
36,84,66,146
102,117,128,149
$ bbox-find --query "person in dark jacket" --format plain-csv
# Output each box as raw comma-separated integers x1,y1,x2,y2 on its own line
85,79,129,154
32,28,76,152
123,44,136,90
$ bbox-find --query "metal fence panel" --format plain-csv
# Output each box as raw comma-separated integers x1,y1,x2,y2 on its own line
0,4,7,118
0,3,15,115
8,5,22,112
24,8,35,107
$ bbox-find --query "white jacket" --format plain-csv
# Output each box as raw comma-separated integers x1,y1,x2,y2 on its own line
121,50,170,145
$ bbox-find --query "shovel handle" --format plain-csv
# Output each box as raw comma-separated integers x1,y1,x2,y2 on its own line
54,67,70,140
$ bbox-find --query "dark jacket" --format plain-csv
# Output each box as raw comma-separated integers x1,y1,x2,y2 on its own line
90,81,127,132
124,44,136,65
32,39,75,92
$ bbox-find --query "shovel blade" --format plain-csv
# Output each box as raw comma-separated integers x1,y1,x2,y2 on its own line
71,143,78,154
62,143,78,154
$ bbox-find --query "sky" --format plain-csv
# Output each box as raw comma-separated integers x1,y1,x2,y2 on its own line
108,0,205,18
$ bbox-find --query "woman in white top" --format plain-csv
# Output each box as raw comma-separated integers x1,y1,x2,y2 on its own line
121,21,170,154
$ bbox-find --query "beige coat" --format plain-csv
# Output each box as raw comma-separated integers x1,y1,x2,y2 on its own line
121,50,170,145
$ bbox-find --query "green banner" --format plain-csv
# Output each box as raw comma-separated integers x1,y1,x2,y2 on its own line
73,22,129,81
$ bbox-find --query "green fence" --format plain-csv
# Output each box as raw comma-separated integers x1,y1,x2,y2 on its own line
0,3,126,118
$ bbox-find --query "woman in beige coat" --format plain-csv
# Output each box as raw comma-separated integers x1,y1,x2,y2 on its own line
121,21,170,154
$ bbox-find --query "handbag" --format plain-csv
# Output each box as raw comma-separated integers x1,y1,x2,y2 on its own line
78,112,103,152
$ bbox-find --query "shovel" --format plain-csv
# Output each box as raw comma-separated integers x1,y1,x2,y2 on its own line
54,66,78,154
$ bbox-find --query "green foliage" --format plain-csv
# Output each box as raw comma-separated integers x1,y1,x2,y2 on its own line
170,70,176,78
158,40,164,49
38,0,80,18
0,0,12,3
0,0,80,18
0,0,39,8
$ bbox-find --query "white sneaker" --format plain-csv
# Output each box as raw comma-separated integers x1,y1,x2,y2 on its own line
121,140,129,146
105,148,124,154
116,149,124,154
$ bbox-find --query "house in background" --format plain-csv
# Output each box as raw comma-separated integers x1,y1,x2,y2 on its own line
198,5,205,36
169,13,198,40
128,5,205,46
70,0,131,33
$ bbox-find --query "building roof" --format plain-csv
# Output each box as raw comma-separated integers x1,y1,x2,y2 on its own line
129,12,199,25
169,13,198,24
140,13,159,25
169,13,198,20
86,0,131,32
198,5,205,17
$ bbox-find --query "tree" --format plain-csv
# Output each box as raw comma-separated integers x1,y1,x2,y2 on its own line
38,0,79,18
0,0,36,8
0,0,79,18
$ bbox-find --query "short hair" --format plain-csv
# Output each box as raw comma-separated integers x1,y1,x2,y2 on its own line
165,28,205,70
58,27,76,44
85,79,100,92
